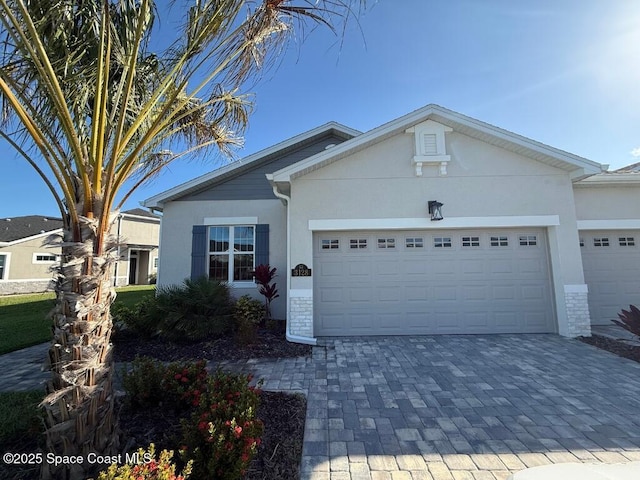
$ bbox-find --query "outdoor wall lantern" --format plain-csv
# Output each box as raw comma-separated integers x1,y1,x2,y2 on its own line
428,200,444,221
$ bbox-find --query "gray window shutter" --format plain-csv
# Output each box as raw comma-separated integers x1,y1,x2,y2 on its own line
191,225,207,280
255,224,269,266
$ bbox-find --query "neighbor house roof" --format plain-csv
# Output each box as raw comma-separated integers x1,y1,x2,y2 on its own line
269,104,606,185
0,215,63,244
143,122,361,210
121,208,161,220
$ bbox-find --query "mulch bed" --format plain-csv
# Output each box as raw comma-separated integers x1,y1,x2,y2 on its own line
578,333,640,363
1,330,312,480
112,328,312,363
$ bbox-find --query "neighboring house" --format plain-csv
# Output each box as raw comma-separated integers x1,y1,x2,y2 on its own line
0,209,160,295
144,104,640,344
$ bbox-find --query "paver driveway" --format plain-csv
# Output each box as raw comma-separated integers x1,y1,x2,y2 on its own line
293,335,640,480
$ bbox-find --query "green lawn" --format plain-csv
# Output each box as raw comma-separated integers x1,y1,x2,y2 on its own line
0,285,154,355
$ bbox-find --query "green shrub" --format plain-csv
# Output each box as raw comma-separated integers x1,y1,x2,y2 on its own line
154,277,234,341
112,297,160,338
179,370,264,480
234,295,264,345
122,356,166,409
95,444,191,480
123,358,209,411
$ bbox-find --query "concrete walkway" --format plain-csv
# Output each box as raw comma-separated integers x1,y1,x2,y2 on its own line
2,333,640,479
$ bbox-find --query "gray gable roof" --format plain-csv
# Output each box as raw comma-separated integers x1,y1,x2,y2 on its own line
143,122,360,210
0,215,63,242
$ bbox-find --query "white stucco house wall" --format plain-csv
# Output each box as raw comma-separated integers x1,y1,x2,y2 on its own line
143,104,640,345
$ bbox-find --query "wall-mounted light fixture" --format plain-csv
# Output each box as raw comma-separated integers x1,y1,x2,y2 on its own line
428,200,443,221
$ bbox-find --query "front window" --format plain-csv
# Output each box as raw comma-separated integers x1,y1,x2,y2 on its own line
208,226,254,282
0,254,5,279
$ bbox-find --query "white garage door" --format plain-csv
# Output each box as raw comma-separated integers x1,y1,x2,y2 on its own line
313,229,555,336
580,231,640,325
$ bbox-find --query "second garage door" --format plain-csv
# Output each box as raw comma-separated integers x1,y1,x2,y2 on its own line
313,229,555,336
580,230,640,325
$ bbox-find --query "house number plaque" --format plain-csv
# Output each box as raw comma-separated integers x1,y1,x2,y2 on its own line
292,264,312,277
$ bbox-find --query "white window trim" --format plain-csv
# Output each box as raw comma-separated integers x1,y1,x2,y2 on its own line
0,252,11,280
204,217,258,226
208,225,256,284
32,252,58,264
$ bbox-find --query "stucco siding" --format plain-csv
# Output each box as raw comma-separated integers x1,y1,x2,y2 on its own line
574,184,640,220
0,236,58,281
118,217,160,246
158,199,287,319
179,133,347,201
290,130,584,280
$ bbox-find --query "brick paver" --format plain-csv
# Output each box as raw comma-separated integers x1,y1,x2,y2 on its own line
3,332,640,479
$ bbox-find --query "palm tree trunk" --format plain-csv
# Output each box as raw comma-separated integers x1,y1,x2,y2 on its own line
40,211,120,480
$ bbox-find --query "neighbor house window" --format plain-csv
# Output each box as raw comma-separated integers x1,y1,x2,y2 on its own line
0,254,5,279
153,257,159,268
462,236,480,247
619,237,635,246
593,237,609,247
32,253,57,264
208,226,254,282
579,238,584,247
490,236,508,247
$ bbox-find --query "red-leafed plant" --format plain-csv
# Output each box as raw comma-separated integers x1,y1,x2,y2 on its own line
253,264,279,321
612,304,640,338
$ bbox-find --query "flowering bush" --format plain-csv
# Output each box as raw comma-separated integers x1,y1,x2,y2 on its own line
162,359,209,409
123,358,208,410
179,370,264,479
96,444,192,480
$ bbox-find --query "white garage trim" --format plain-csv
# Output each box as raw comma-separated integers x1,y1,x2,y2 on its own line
309,215,560,231
577,220,640,230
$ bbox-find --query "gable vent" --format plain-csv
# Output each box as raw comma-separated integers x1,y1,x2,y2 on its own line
423,134,437,155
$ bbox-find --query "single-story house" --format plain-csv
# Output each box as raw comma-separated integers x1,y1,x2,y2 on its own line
0,208,161,295
143,104,640,344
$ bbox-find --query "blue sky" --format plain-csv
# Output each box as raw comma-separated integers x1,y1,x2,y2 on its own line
2,0,639,218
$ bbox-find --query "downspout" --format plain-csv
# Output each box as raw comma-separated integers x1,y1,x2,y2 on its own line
270,182,317,346
113,213,123,287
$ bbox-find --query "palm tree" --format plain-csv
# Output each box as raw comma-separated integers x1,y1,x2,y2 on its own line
0,0,359,477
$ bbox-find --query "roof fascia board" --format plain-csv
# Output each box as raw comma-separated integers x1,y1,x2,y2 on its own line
271,104,605,182
143,122,361,210
574,173,640,187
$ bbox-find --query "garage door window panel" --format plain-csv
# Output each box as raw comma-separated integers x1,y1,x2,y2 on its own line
594,237,609,247
321,239,340,250
377,238,396,249
491,236,509,247
462,236,480,247
350,238,367,249
434,237,452,248
406,237,424,248
519,235,537,246
619,237,635,247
